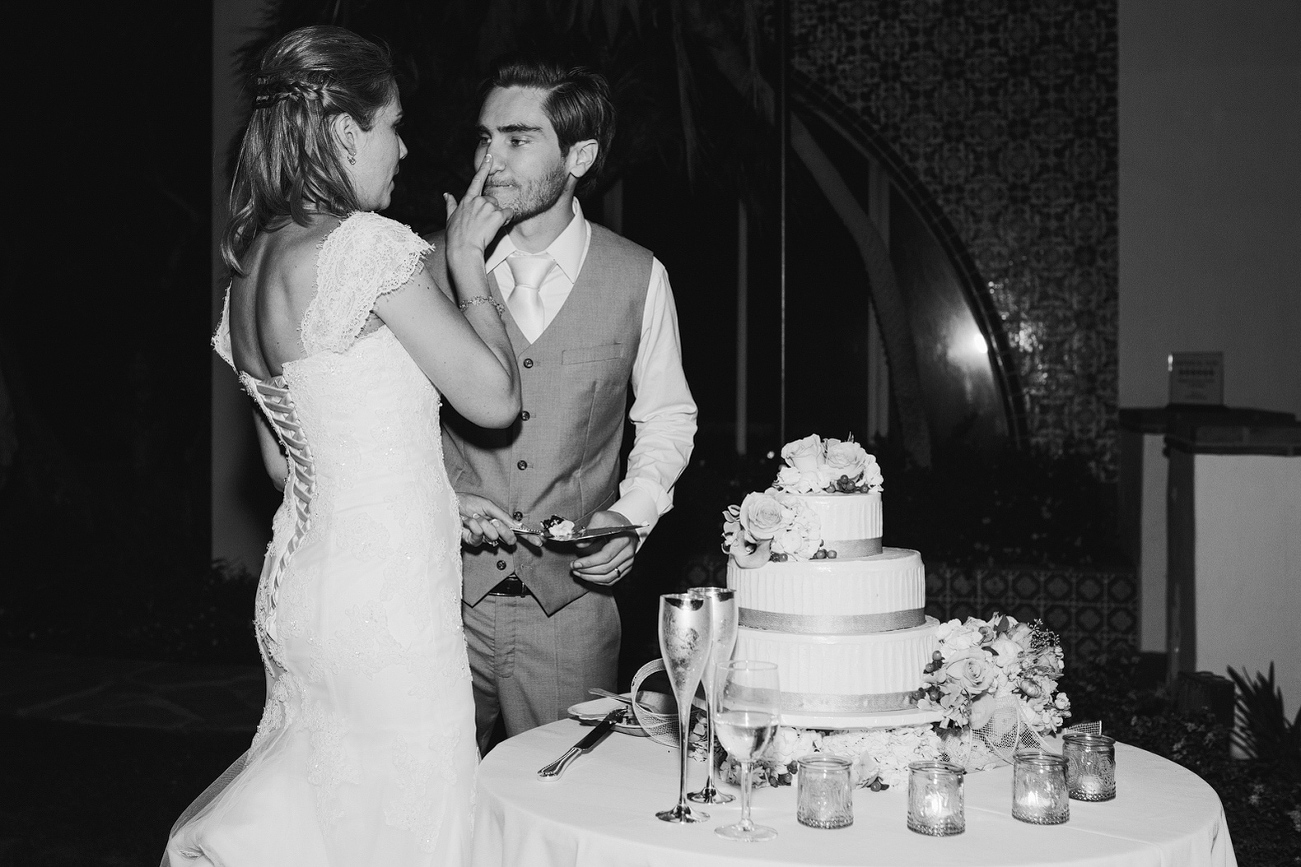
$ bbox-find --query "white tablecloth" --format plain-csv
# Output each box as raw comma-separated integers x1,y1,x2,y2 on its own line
472,719,1237,867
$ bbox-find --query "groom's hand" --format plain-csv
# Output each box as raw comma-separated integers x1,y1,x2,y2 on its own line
570,510,637,586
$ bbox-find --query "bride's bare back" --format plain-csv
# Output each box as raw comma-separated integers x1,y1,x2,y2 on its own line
228,218,378,382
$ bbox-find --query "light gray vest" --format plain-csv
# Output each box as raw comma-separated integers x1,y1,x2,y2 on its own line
433,224,653,614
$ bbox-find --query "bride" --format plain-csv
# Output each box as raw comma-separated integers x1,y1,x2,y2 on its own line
165,25,520,866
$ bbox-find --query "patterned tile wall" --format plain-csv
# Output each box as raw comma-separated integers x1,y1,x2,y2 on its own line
925,563,1137,664
791,0,1119,473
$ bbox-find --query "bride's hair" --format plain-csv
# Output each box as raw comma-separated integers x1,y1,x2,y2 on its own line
222,25,396,273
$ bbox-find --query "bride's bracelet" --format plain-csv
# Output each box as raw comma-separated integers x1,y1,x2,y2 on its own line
458,296,505,316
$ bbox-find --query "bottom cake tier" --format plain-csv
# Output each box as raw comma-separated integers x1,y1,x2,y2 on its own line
732,617,939,722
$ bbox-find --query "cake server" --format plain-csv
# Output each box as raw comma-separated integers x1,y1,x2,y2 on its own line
537,710,622,780
554,523,646,542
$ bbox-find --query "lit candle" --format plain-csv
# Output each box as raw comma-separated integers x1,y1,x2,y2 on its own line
1077,774,1103,796
907,760,965,836
1013,751,1069,824
920,792,948,820
1017,790,1049,811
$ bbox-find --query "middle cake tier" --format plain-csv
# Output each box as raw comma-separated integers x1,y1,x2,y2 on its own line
727,546,926,633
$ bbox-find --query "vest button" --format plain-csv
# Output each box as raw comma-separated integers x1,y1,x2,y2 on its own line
496,560,507,571
521,410,531,421
523,358,534,369
517,460,528,470
512,510,523,522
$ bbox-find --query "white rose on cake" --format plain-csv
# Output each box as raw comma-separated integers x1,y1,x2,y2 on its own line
775,465,804,490
738,491,786,541
823,437,868,481
781,434,824,471
860,456,884,491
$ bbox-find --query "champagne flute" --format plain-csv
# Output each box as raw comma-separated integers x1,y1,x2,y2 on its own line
687,587,738,805
655,592,712,823
714,660,780,842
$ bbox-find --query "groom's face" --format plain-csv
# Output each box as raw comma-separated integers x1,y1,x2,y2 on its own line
475,86,571,225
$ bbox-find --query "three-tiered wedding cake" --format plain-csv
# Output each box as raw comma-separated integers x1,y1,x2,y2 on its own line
718,435,1073,788
722,435,939,729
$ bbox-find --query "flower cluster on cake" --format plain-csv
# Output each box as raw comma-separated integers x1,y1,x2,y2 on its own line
721,435,883,567
715,434,1069,790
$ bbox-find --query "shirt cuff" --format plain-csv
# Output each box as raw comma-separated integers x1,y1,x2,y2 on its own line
609,488,661,537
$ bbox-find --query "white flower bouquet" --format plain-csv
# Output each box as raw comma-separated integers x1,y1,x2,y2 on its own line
918,614,1071,769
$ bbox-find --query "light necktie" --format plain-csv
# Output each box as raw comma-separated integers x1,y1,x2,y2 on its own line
505,252,554,343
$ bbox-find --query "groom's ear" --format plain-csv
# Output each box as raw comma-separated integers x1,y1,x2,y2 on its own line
565,139,599,179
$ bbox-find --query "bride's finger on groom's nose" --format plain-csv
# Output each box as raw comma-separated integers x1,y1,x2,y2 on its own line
465,152,493,199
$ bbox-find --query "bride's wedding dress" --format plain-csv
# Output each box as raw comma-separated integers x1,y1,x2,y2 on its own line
166,213,477,866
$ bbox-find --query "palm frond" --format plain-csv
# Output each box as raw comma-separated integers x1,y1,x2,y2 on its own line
1226,663,1301,779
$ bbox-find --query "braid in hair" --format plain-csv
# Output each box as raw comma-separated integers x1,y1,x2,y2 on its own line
251,76,329,110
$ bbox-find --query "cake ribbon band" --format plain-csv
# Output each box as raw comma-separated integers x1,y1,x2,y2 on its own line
738,606,924,634
822,537,883,558
740,686,919,714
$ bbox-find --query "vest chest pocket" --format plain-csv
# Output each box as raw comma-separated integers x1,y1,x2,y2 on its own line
561,344,629,365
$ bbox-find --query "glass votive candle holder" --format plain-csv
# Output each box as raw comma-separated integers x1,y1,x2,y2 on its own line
1063,733,1117,801
796,756,853,829
906,760,965,836
1012,749,1070,825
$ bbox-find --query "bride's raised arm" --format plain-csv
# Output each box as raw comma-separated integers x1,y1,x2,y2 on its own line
376,155,520,428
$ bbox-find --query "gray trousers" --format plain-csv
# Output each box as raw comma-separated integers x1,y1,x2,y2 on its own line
462,589,621,756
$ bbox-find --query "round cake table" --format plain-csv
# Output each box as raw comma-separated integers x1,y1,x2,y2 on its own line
471,719,1237,867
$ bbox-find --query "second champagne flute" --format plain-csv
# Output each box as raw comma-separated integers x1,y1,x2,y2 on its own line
655,592,712,823
687,587,738,805
714,660,781,842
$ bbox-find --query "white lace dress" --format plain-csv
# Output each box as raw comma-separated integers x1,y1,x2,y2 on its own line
165,213,477,866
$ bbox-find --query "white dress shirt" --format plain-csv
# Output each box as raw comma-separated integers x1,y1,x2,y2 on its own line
485,200,697,533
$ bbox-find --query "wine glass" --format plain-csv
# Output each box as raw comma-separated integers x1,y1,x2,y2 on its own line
687,587,738,805
655,592,712,823
714,660,780,842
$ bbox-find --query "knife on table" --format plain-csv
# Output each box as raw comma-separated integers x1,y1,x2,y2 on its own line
537,710,621,780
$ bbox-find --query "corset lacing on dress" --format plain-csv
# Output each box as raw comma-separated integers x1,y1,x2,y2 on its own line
246,374,316,655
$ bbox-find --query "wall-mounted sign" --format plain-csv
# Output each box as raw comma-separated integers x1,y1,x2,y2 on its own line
1168,352,1224,405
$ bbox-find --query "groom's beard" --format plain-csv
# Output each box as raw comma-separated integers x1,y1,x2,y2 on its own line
487,163,569,227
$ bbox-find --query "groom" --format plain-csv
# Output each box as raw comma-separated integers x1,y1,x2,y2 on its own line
426,59,697,754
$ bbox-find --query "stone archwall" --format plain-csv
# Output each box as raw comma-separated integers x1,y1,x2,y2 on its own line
792,0,1118,472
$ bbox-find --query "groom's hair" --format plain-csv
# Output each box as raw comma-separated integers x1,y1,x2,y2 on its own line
222,25,396,273
484,59,615,195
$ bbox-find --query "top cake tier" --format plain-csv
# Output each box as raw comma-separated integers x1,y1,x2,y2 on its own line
722,434,888,565
798,491,882,558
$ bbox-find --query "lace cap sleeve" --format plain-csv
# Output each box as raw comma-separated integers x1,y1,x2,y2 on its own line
212,286,235,369
300,212,433,356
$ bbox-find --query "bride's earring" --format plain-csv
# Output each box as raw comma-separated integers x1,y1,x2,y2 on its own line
347,151,356,166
